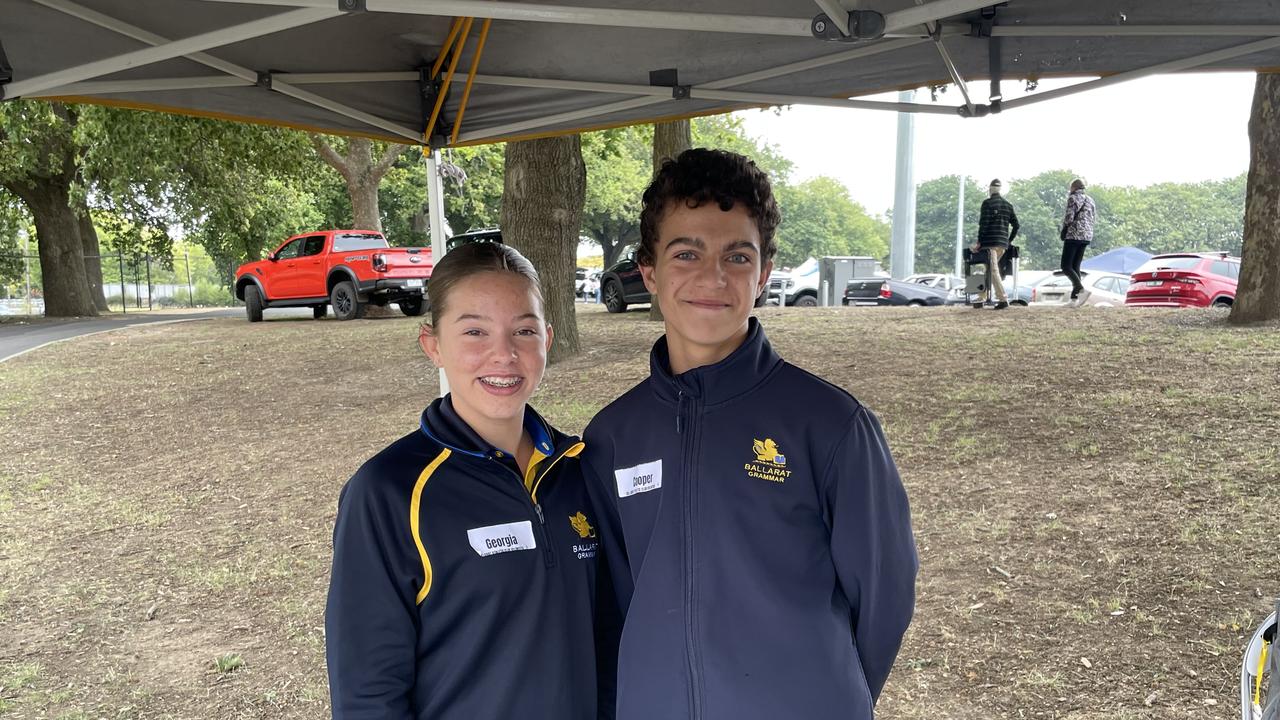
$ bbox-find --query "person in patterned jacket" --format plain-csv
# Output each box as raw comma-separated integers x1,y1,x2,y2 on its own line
1060,178,1097,304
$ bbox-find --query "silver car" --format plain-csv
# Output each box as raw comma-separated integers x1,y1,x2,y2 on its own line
1032,271,1132,307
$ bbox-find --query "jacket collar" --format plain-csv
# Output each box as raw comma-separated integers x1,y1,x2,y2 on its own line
419,395,566,462
648,316,783,406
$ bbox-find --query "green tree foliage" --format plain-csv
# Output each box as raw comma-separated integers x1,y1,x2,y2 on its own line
442,144,506,235
0,195,30,286
692,114,793,183
911,175,984,274
189,175,324,283
581,126,650,267
773,177,889,268
81,106,315,249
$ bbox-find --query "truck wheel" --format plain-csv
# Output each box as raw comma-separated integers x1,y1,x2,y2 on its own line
794,293,818,308
400,296,426,317
313,305,327,320
603,280,627,313
330,281,365,321
244,285,264,322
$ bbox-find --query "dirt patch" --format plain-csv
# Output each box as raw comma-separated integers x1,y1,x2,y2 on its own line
1,303,1277,719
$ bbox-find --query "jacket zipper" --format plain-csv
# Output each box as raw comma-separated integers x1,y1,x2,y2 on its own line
492,456,558,568
678,390,703,719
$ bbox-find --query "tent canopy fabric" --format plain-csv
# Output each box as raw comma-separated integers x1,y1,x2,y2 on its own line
3,0,1280,147
1081,246,1153,275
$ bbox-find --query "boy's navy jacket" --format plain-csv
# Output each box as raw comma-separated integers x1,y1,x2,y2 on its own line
583,317,917,720
325,396,607,720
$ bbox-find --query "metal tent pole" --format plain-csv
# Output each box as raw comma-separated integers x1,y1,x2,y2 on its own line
194,0,1002,38
425,149,450,397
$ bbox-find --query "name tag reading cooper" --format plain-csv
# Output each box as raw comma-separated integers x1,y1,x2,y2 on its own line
467,520,537,557
614,459,662,499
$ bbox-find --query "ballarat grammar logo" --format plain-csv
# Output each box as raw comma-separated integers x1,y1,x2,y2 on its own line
754,438,786,465
570,512,596,539
747,438,792,483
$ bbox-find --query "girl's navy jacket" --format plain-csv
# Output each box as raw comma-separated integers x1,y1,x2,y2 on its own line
583,318,918,720
325,397,606,720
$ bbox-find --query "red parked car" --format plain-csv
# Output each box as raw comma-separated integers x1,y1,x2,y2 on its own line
1125,252,1240,309
234,230,432,322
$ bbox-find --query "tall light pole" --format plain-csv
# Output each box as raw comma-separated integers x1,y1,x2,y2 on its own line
890,89,917,279
954,174,966,277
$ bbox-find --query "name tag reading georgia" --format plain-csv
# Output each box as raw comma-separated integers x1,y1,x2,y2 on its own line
614,459,662,498
467,520,537,557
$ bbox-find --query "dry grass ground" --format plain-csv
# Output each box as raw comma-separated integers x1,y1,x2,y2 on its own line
1,303,1278,719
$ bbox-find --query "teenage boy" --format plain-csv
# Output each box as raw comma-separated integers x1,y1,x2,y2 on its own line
583,148,918,720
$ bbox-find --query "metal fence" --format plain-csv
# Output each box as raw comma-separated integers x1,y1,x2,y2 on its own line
0,248,209,316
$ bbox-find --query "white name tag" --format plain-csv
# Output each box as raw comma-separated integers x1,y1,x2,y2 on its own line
614,459,663,498
467,521,537,557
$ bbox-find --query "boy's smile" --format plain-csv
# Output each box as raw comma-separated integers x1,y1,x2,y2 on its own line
640,202,772,374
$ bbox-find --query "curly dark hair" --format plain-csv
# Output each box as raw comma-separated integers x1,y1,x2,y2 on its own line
637,148,781,267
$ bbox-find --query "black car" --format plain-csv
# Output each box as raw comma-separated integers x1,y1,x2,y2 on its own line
599,250,651,313
447,227,503,251
843,277,963,307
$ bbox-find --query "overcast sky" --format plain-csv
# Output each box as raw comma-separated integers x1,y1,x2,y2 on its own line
735,71,1257,217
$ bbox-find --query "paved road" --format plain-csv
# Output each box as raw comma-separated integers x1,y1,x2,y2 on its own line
0,307,308,362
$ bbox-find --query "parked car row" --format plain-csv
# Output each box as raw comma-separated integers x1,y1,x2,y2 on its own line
235,229,1240,322
1026,252,1240,309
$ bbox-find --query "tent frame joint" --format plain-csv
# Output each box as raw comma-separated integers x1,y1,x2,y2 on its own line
255,70,273,90
418,66,443,140
969,3,1005,37
812,10,886,41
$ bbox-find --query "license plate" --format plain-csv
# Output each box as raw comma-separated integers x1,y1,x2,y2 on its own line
1142,280,1162,287
405,279,424,288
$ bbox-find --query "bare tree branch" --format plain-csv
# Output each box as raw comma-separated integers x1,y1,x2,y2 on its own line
373,143,411,180
309,134,350,179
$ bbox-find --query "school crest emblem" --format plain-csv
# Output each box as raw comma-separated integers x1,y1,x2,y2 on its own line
570,511,596,539
747,438,792,483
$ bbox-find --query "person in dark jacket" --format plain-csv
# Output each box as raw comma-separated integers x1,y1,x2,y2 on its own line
582,148,918,720
325,242,607,720
971,178,1020,310
1060,178,1097,304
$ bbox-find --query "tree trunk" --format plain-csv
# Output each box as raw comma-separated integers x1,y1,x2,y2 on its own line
501,136,586,364
600,222,638,269
5,177,97,317
1231,72,1280,324
310,136,409,234
649,120,693,321
77,200,109,312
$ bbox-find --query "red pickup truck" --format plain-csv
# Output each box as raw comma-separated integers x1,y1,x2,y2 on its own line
234,230,433,322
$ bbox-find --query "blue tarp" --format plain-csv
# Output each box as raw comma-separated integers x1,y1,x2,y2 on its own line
1081,247,1153,275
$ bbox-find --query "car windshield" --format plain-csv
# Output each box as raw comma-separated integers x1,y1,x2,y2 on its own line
332,233,388,252
1135,256,1201,274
